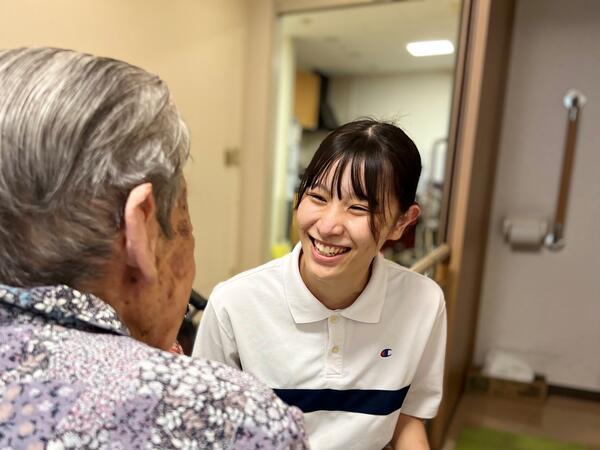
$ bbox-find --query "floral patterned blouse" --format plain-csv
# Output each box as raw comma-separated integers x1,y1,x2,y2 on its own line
0,284,309,449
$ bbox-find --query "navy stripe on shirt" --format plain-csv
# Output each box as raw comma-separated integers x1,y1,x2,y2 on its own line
273,385,410,416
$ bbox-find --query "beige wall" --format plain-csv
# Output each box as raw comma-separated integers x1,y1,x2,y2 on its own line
238,0,277,271
475,0,600,391
0,0,251,295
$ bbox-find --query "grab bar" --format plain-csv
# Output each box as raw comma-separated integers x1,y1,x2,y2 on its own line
410,243,450,274
544,90,586,250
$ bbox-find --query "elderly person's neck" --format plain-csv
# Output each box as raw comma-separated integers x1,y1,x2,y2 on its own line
79,259,176,351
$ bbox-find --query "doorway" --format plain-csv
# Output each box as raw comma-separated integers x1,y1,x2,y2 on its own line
268,0,462,266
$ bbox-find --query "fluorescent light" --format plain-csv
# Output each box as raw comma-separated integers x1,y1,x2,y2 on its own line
406,40,454,57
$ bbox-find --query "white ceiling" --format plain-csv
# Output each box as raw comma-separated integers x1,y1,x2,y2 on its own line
281,0,461,76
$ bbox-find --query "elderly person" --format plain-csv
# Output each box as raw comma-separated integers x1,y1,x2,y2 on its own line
0,47,308,449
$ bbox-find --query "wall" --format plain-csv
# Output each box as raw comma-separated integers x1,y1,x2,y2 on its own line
0,0,249,296
329,71,454,190
238,0,277,271
475,0,600,391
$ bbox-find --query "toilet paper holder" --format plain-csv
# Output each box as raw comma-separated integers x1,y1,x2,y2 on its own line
504,90,586,252
503,218,548,250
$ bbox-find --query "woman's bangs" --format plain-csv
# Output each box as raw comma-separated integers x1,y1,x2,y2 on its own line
348,154,369,202
309,150,391,211
364,152,394,217
308,153,366,202
309,154,342,194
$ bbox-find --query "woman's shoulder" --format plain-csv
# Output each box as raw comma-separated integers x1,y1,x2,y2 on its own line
381,257,445,308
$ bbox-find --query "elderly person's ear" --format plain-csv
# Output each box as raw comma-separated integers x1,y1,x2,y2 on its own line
124,183,159,284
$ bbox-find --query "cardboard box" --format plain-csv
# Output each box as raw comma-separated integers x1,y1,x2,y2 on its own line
466,367,548,403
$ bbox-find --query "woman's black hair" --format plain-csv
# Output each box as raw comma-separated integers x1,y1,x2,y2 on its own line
296,118,422,240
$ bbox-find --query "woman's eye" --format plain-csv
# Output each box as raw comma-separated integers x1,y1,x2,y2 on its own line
308,193,326,203
350,205,370,213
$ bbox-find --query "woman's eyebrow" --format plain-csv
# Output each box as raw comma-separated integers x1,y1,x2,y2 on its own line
310,180,366,201
345,192,369,203
310,181,327,190
334,185,366,201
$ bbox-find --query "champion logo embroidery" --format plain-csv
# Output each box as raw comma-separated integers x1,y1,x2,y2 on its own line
380,348,392,358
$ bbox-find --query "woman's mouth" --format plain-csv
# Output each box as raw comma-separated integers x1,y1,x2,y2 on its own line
310,236,350,257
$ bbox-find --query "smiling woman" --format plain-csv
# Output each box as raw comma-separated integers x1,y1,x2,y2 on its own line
194,119,447,450
295,120,422,310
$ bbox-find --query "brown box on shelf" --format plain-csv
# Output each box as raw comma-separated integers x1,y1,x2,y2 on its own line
466,367,548,403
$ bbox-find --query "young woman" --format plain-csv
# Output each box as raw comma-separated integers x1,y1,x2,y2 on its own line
194,119,446,450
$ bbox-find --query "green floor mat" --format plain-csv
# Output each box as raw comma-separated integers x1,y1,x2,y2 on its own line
455,426,588,450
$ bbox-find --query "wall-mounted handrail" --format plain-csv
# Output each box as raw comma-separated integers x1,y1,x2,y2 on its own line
545,90,586,250
410,243,451,274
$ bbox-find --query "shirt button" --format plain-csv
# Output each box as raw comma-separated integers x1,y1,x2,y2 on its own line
332,345,340,354
330,315,338,324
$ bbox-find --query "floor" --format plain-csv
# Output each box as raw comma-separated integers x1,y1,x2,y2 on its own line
442,393,600,450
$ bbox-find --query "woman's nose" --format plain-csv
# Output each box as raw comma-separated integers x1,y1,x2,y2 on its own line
316,205,344,236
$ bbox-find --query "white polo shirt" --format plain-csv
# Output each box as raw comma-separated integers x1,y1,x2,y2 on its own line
193,244,446,450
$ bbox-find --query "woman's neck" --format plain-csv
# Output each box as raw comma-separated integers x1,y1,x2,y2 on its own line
299,253,372,310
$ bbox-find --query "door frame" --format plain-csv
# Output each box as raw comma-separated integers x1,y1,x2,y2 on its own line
429,0,516,447
239,0,518,447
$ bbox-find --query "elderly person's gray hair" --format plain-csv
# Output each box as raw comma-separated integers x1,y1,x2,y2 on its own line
0,47,190,287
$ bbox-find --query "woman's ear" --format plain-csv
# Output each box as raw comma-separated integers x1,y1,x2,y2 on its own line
387,204,421,241
123,183,158,284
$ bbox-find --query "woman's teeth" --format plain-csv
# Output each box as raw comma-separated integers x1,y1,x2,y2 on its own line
314,240,348,257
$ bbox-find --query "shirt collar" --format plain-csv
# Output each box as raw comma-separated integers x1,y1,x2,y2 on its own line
283,243,388,324
0,284,130,336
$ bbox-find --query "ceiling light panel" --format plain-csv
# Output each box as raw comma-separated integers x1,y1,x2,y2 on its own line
406,40,454,57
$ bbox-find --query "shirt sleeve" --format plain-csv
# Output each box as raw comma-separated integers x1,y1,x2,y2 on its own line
400,291,447,419
192,292,242,370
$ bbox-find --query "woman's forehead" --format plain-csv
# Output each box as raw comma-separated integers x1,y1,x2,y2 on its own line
314,161,366,198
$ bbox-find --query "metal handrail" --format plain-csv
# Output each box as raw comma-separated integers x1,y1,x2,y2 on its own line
410,243,451,274
544,90,586,251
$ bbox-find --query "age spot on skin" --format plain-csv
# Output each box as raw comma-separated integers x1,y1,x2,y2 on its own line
168,248,191,280
176,219,192,238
